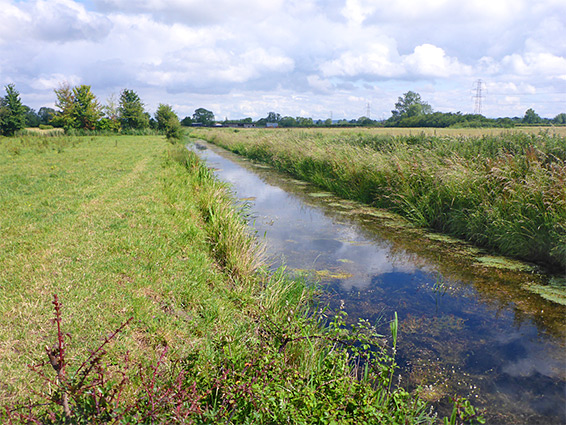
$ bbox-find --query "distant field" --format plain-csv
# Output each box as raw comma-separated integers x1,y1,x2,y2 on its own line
343,125,566,137
242,125,566,137
194,126,566,271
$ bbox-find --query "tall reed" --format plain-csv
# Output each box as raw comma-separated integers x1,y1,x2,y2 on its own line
196,128,566,271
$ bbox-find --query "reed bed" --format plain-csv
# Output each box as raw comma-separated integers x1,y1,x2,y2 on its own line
194,128,566,271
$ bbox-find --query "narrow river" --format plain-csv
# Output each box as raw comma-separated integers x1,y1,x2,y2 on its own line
193,140,566,425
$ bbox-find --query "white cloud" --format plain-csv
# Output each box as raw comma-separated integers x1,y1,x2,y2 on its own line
0,0,564,119
320,40,400,78
403,44,472,78
30,73,81,90
341,0,376,26
307,75,333,93
502,52,566,79
93,0,284,25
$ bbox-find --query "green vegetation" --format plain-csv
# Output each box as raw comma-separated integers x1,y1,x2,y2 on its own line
194,127,566,271
118,88,150,131
155,103,183,140
0,84,27,136
0,134,456,423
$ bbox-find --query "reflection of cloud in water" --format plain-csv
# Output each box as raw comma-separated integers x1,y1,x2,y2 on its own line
495,333,566,380
204,147,426,291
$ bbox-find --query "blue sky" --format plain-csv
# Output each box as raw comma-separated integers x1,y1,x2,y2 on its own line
1,0,565,120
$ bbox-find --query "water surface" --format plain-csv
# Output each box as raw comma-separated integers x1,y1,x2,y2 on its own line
193,141,566,425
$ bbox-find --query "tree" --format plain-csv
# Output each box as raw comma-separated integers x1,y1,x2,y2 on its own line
119,89,149,130
53,82,76,129
522,108,542,124
295,116,314,127
356,116,376,126
71,85,102,130
0,84,27,136
180,116,194,126
192,108,215,126
23,106,41,127
279,116,296,127
52,83,103,131
267,112,281,123
155,104,182,140
97,94,120,132
38,107,56,125
391,91,432,119
553,113,566,125
155,104,178,130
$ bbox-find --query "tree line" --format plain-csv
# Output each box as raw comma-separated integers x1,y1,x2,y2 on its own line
0,84,216,139
1,85,565,137
253,92,565,129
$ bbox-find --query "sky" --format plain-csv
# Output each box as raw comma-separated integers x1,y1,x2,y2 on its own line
1,0,565,121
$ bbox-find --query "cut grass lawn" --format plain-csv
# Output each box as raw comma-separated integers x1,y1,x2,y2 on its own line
0,135,217,401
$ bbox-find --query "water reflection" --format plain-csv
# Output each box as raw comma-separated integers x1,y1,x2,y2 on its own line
193,141,566,425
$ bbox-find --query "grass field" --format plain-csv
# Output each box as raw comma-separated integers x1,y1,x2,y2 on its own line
193,126,566,272
0,134,443,423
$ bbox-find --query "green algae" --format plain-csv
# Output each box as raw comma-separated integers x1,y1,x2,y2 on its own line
289,268,354,281
526,277,566,306
426,233,462,244
475,256,534,272
308,191,334,198
315,269,354,280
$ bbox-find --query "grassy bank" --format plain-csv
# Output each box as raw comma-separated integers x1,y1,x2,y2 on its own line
0,134,448,423
193,127,566,271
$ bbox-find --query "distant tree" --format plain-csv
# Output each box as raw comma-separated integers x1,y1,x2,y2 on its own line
23,105,41,127
0,84,27,136
522,108,542,124
38,107,56,125
97,94,120,132
356,116,376,126
155,104,178,130
295,116,314,127
119,89,149,130
53,82,76,129
266,112,281,123
279,116,296,127
193,108,215,126
180,116,194,126
391,91,432,120
552,113,566,125
71,85,102,130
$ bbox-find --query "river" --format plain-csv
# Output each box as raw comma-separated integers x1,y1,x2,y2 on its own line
193,140,566,425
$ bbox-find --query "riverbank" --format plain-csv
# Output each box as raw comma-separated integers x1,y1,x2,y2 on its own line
0,134,445,423
193,127,566,272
